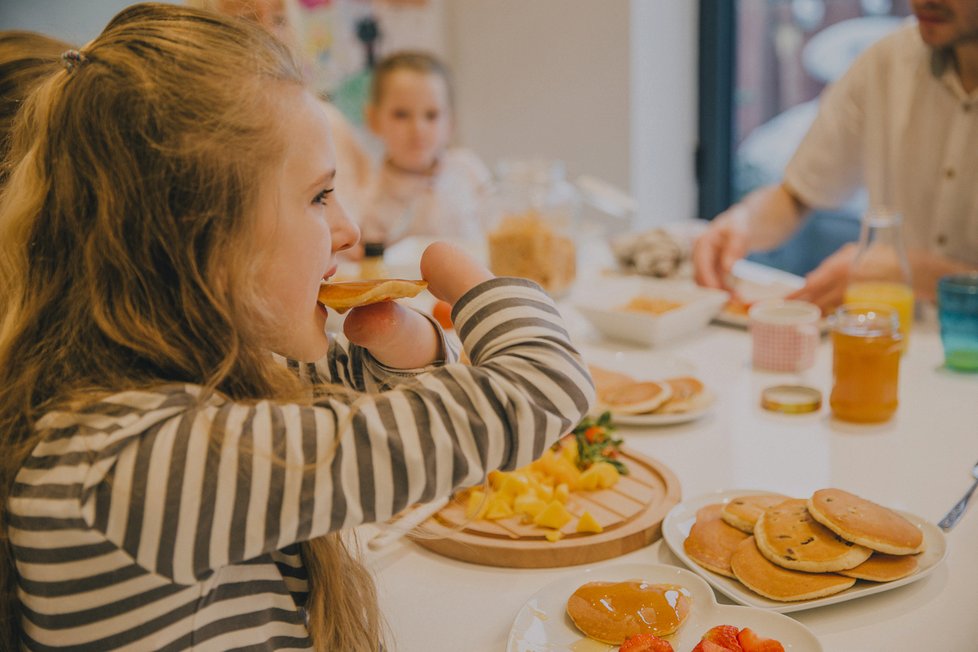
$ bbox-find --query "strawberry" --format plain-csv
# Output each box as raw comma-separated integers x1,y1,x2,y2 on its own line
618,633,674,652
702,625,744,652
737,627,785,652
692,640,733,652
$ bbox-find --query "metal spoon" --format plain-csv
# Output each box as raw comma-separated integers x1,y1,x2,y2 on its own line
938,459,978,531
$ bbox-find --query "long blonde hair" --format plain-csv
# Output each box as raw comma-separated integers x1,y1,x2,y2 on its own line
0,3,379,650
0,30,72,184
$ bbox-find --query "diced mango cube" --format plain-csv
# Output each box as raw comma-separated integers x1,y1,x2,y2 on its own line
535,484,554,502
488,470,505,491
555,482,570,504
465,489,488,519
545,529,564,543
593,462,620,488
578,462,620,491
533,500,572,529
560,439,578,464
484,496,514,520
513,493,547,518
500,473,530,496
576,511,603,533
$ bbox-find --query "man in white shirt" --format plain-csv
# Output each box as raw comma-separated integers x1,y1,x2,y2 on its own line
693,0,978,312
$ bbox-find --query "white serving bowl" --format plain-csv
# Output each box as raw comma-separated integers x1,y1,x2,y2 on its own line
572,277,729,346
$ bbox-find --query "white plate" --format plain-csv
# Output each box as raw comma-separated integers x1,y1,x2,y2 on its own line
507,562,822,651
587,354,715,427
661,490,948,613
609,391,715,427
713,261,806,329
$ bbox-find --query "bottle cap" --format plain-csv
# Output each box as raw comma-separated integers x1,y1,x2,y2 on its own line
760,384,822,414
364,242,385,258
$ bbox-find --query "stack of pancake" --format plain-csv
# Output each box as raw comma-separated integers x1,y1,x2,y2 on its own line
683,489,925,601
589,365,712,416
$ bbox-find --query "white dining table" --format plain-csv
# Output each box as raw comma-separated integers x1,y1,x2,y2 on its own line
359,277,978,652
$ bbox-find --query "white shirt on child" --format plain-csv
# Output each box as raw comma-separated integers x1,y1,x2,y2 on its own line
357,148,492,246
783,21,978,266
10,278,593,650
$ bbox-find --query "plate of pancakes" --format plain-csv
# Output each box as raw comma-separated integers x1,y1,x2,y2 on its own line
507,562,822,651
662,489,947,613
590,364,715,427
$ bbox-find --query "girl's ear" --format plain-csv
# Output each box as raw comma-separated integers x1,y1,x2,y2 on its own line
364,103,380,136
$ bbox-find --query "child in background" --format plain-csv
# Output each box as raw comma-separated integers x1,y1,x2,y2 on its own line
0,4,593,651
357,50,492,248
0,31,72,183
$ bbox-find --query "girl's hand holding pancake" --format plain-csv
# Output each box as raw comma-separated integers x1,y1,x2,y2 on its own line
343,301,443,369
420,241,493,305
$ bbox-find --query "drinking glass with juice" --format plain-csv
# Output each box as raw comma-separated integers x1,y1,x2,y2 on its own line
830,304,902,423
845,209,913,349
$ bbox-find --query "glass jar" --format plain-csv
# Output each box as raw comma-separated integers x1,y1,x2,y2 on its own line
829,304,902,423
485,159,580,297
843,209,913,348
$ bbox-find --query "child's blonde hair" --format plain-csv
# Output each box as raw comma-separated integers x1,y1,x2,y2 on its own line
0,30,72,184
369,49,454,107
0,3,378,649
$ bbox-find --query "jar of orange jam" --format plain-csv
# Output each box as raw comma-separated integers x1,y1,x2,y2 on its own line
829,304,902,423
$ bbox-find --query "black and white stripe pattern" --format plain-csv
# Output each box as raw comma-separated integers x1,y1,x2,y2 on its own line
10,278,594,650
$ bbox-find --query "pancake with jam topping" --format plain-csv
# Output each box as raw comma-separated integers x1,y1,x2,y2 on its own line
566,580,691,644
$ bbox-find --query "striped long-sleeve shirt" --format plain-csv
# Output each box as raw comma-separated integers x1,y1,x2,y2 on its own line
9,278,594,650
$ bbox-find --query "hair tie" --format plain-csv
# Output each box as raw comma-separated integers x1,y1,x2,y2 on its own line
61,50,88,72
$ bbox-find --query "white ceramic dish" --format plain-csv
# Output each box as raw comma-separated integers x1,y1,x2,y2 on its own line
587,355,715,427
507,562,823,651
573,278,729,347
661,490,948,613
713,261,806,329
609,390,716,427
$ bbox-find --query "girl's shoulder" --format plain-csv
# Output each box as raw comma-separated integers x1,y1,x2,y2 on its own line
34,384,215,446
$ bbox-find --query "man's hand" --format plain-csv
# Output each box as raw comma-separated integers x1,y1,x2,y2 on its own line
786,243,857,314
692,206,751,291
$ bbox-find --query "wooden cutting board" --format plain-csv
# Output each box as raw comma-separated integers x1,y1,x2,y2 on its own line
409,448,681,568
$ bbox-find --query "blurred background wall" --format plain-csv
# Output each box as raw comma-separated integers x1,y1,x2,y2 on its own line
0,0,699,227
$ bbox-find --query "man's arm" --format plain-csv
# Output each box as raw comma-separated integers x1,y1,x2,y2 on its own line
692,182,810,290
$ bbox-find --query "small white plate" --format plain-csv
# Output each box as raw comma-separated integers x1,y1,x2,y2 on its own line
609,391,715,427
587,355,715,427
713,261,806,329
661,490,948,613
507,562,822,651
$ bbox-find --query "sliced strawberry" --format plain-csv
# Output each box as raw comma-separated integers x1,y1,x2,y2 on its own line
702,625,744,652
737,627,785,652
618,632,674,652
691,640,733,652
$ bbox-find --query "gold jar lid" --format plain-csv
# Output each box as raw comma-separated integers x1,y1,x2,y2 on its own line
761,385,822,414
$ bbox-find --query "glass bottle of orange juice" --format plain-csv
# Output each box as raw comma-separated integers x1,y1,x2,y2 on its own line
844,209,913,349
830,304,903,423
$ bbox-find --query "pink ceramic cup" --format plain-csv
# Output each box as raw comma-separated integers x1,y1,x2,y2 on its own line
749,299,821,372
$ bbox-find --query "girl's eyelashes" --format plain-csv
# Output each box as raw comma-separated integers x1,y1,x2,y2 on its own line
313,187,335,206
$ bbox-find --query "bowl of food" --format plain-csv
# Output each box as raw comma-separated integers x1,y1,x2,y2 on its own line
573,278,729,346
